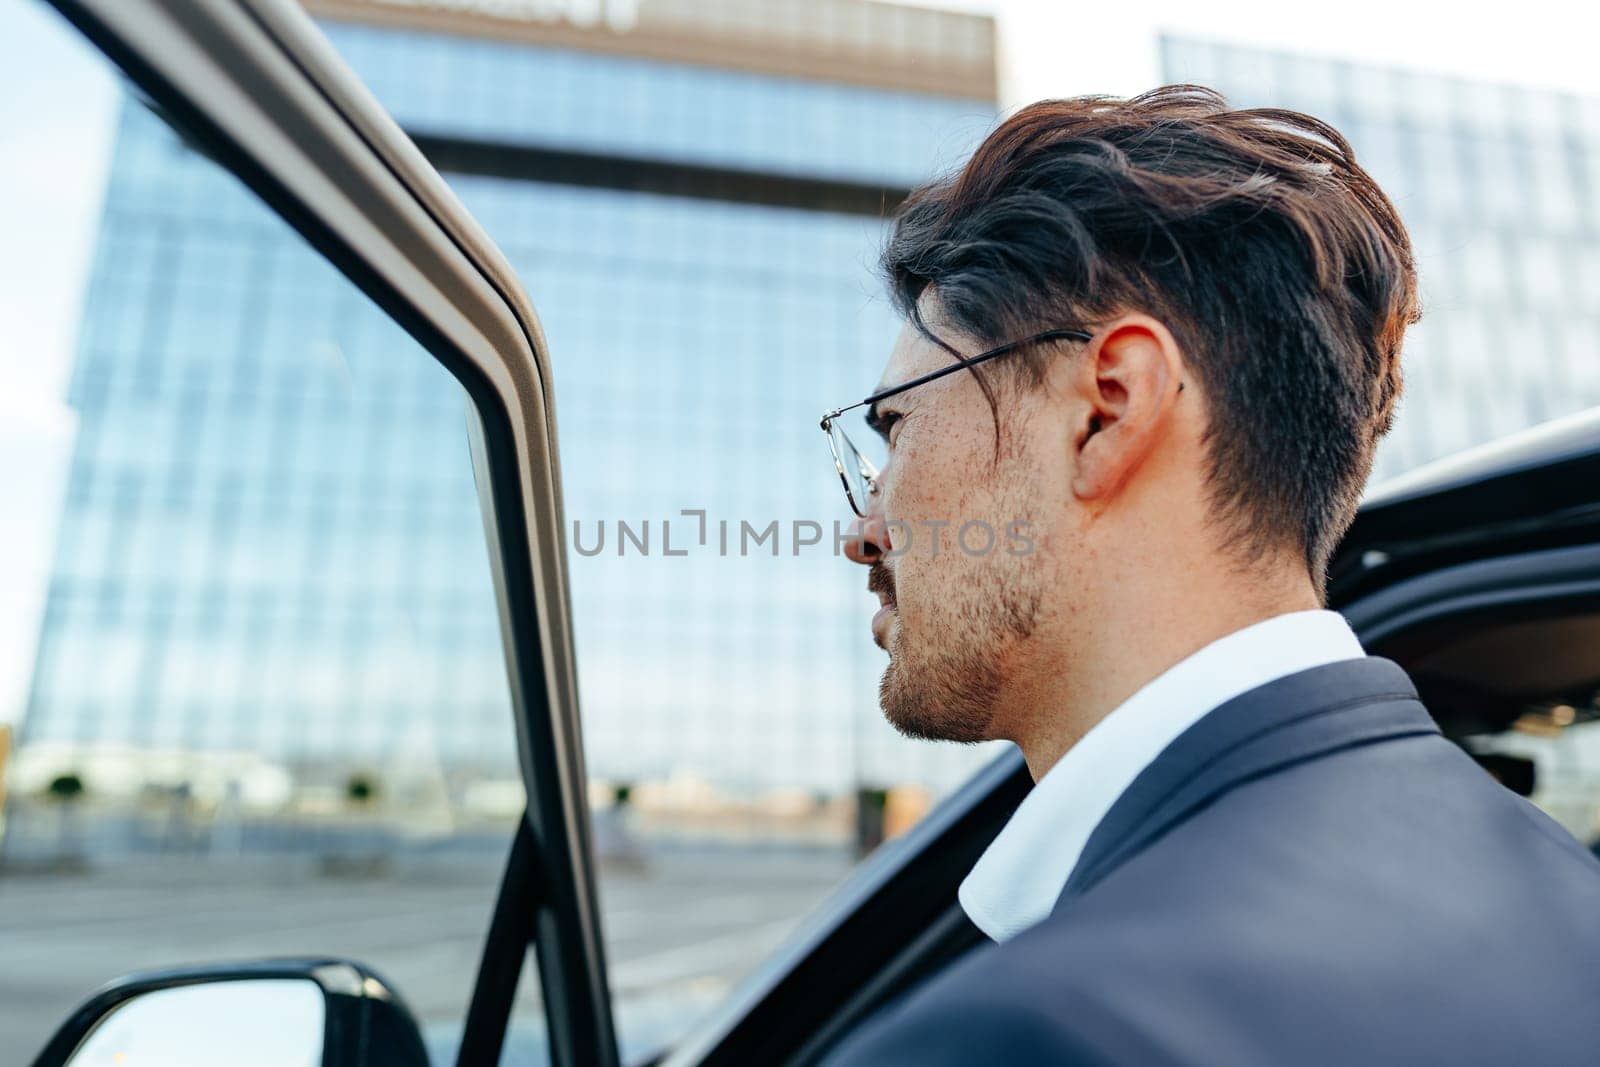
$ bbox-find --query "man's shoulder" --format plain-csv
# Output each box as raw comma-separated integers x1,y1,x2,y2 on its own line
1072,727,1600,957
826,732,1600,1066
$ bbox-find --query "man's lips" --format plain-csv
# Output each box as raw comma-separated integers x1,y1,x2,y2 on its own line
868,564,897,649
871,601,896,648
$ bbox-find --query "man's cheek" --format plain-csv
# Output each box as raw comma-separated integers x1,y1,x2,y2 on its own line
883,476,962,562
891,553,941,624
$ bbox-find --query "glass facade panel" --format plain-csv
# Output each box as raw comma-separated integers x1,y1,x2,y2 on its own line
1,13,523,1059
25,97,510,768
323,21,993,188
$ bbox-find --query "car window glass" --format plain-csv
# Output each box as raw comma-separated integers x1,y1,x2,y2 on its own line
310,7,1006,1057
0,8,536,1063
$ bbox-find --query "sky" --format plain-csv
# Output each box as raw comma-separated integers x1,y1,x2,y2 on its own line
0,0,1597,727
972,0,1600,106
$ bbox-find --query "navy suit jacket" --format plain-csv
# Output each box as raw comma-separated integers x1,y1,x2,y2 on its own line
826,658,1600,1065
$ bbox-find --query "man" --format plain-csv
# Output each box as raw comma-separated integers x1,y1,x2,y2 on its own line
822,86,1600,1064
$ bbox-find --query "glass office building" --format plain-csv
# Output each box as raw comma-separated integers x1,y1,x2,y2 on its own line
1163,38,1600,481
19,0,1002,795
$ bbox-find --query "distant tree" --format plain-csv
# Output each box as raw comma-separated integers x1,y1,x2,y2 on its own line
345,773,378,807
44,772,89,869
322,773,388,879
46,773,85,802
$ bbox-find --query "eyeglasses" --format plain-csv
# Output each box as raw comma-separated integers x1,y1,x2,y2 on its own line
819,327,1093,517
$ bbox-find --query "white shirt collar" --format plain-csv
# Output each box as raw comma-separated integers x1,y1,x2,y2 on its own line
958,609,1366,942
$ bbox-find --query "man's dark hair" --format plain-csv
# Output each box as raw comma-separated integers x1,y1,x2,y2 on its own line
882,85,1420,581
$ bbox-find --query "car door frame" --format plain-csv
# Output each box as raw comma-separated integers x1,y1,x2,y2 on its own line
41,1,619,1063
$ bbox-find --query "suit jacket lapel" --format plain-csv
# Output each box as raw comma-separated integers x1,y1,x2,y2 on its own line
1058,657,1437,902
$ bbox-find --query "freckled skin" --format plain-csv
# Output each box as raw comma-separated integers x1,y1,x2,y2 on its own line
853,320,1060,744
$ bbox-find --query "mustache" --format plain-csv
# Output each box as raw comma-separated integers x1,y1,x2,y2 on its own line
868,563,896,604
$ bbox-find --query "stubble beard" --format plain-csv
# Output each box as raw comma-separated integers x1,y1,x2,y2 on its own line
877,509,1046,745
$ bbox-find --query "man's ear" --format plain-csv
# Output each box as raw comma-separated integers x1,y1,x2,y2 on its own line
1069,314,1186,504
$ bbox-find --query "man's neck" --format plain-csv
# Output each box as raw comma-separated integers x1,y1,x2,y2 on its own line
1006,572,1324,780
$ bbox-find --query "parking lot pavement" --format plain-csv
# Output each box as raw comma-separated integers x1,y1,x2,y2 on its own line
0,845,856,1061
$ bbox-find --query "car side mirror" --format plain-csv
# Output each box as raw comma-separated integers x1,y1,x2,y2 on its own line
31,958,430,1067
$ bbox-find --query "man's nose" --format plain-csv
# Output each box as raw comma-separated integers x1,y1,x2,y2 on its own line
844,512,888,565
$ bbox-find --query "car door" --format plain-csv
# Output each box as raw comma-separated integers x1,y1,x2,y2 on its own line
20,0,616,1063
651,408,1600,1066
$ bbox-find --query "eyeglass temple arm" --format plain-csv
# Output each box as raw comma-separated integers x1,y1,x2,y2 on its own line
843,327,1092,413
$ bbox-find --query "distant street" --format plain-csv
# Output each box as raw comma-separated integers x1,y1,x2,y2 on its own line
0,845,855,1062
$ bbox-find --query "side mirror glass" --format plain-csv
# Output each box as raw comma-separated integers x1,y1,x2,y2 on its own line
34,958,429,1067
65,979,324,1066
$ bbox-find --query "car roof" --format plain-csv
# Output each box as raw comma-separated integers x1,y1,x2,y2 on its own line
1329,406,1600,604
1361,406,1600,513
